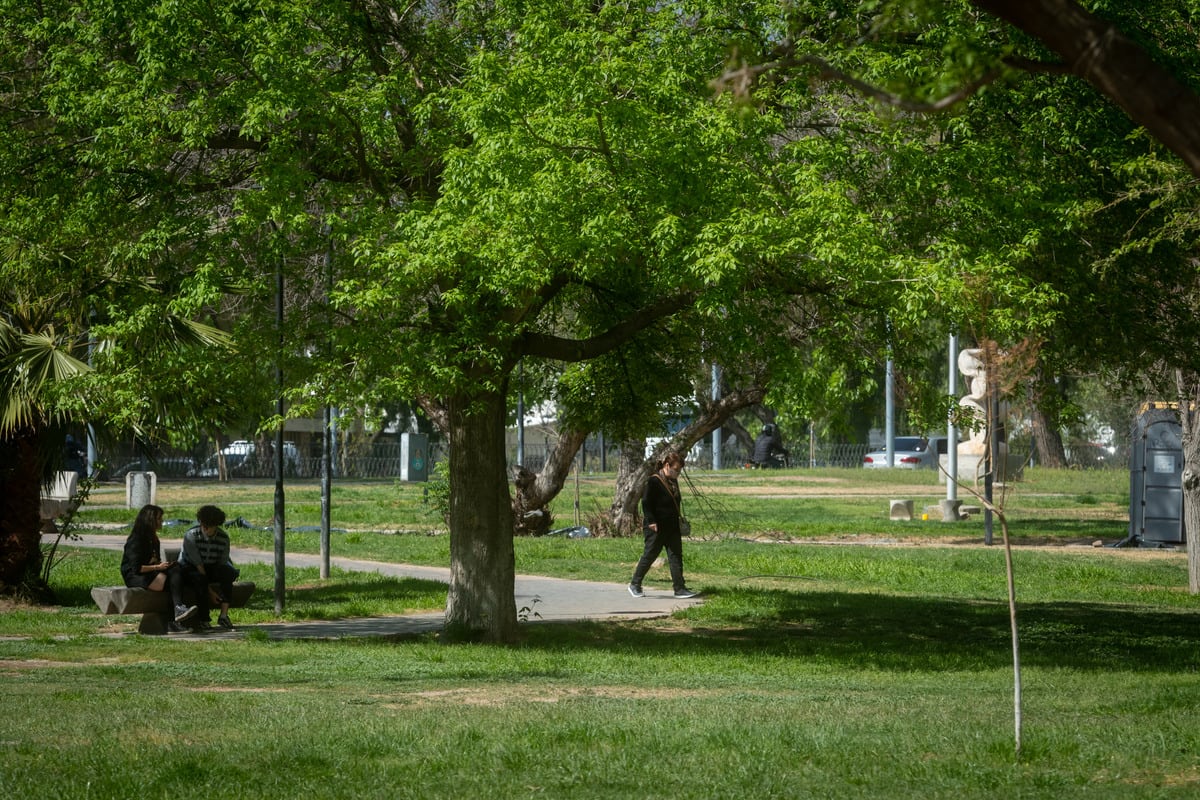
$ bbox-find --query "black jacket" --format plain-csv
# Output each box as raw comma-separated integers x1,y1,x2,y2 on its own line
642,473,681,535
752,430,785,463
120,529,161,585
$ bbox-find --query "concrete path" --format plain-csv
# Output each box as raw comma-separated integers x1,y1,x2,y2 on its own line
57,534,703,641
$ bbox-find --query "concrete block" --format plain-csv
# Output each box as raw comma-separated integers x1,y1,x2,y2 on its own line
940,499,964,522
889,499,914,521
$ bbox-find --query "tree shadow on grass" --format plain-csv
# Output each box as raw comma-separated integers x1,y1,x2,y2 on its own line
236,575,447,619
529,588,1200,675
53,570,447,618
272,576,445,607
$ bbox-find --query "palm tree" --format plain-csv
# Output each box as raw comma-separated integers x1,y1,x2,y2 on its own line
0,291,92,597
0,283,229,598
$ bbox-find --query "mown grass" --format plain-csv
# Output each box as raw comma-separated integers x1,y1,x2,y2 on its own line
5,467,1197,799
73,465,1132,543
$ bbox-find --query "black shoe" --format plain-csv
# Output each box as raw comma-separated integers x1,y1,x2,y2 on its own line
174,604,199,623
217,615,234,630
673,587,700,599
628,584,644,598
193,620,214,632
166,621,185,633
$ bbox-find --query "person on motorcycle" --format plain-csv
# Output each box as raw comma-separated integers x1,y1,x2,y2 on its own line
751,424,788,468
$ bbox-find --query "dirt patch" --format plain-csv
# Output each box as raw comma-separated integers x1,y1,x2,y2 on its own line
705,484,941,497
0,656,140,676
385,684,715,708
190,686,290,693
0,659,87,672
735,531,1185,557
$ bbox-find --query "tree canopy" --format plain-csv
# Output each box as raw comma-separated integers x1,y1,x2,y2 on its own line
10,0,1200,611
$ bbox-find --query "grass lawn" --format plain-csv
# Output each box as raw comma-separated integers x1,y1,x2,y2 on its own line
3,467,1198,798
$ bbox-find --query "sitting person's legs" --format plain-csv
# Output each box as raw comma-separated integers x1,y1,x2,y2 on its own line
207,562,240,627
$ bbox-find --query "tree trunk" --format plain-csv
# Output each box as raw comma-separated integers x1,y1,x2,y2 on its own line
512,427,588,536
607,440,650,537
1027,368,1067,468
0,432,47,593
605,385,768,535
1176,372,1200,593
443,389,519,642
1030,404,1066,468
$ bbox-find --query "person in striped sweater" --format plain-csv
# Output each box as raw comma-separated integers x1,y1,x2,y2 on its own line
178,505,240,631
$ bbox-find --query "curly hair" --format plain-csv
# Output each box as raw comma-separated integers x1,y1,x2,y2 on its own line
659,451,685,469
196,504,227,528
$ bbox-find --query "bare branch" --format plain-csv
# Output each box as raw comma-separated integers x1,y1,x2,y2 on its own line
714,50,1005,113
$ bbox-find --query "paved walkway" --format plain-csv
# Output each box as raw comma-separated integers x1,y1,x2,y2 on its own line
58,534,703,641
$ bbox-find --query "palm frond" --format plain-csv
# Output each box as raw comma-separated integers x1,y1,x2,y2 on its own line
17,331,93,384
0,330,91,435
165,317,233,349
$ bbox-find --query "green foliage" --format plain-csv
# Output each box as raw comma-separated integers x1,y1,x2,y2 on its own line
423,461,451,525
730,1,1200,438
11,0,1200,634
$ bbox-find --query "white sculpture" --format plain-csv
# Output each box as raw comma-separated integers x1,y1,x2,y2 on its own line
957,348,989,457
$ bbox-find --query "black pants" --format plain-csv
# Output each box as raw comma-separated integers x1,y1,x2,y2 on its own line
631,525,685,592
124,564,187,608
180,562,239,620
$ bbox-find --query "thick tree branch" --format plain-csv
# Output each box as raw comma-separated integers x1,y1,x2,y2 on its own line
517,290,697,363
971,0,1200,177
416,395,449,432
719,0,1200,177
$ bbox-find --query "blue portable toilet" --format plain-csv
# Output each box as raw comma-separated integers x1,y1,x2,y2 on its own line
1128,403,1186,546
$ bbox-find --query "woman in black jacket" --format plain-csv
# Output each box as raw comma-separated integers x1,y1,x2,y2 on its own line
120,504,198,627
628,451,699,599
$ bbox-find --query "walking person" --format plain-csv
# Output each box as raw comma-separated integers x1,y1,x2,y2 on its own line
120,504,198,630
178,505,240,630
629,451,699,599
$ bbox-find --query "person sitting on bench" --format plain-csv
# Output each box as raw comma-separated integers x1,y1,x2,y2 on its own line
178,505,240,631
120,504,198,630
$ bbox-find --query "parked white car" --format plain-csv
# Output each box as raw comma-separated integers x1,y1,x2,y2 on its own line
862,436,950,469
197,440,300,478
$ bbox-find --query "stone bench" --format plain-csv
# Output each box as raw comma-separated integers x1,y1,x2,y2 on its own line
92,547,254,634
92,581,256,634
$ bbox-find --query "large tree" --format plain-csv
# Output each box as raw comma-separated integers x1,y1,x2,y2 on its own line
4,1,898,637
331,3,891,640
0,2,237,593
902,0,1200,586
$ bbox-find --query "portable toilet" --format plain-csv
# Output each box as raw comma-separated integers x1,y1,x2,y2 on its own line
400,432,429,482
1128,403,1186,546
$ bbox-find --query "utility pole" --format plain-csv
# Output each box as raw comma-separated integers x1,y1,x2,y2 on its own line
273,256,286,614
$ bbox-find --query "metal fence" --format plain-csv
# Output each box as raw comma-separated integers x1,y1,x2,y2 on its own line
95,436,1124,482
508,440,876,471
96,440,450,482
